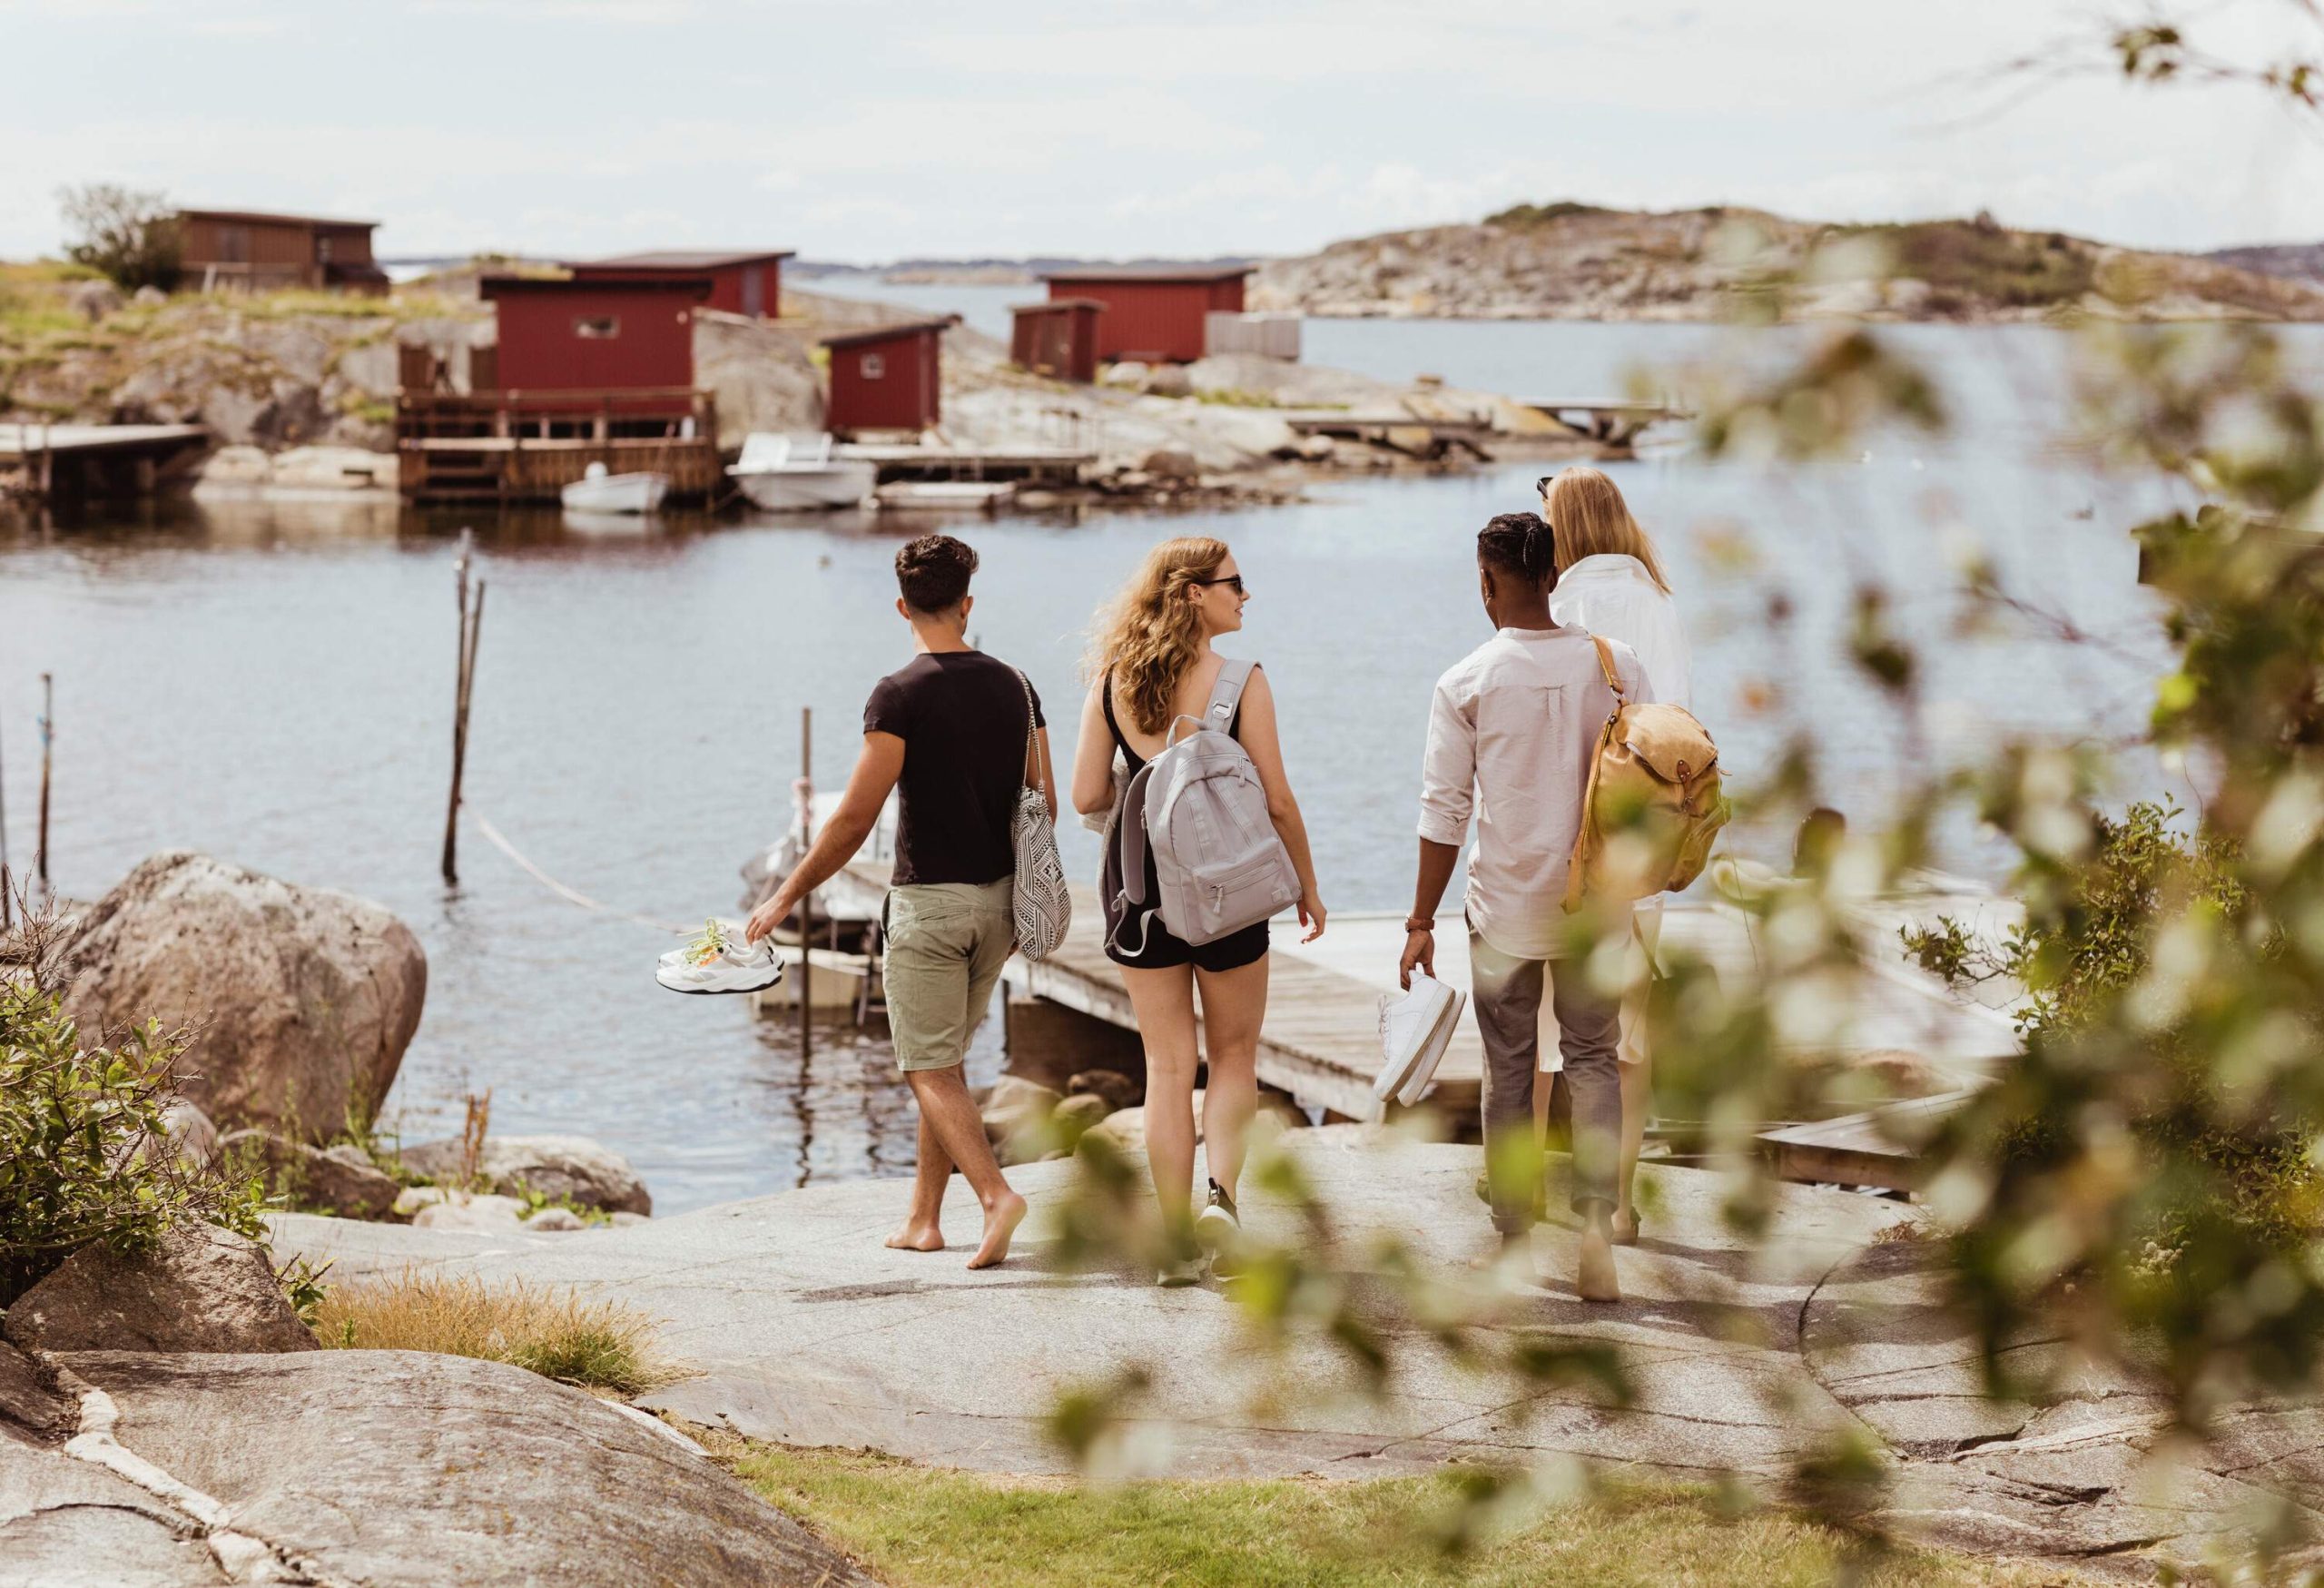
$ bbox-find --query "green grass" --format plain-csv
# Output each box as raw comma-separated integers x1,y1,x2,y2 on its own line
1486,200,1611,229
724,1444,2082,1588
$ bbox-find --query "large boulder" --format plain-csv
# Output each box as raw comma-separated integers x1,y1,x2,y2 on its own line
64,853,426,1143
399,1134,651,1216
45,1350,880,1587
694,311,824,449
218,1129,401,1220
1,1224,315,1356
66,279,123,323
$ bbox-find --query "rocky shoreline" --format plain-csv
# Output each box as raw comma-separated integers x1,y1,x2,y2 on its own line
0,272,1618,517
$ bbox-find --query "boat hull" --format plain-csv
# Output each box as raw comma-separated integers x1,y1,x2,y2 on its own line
731,462,877,512
558,473,668,514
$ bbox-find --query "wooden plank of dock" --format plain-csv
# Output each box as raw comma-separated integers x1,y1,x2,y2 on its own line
0,423,211,501
1758,1091,1975,1191
834,444,1094,486
820,859,1462,1122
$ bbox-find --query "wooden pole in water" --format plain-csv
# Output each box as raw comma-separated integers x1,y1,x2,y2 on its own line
797,706,812,1060
441,532,483,885
34,673,53,903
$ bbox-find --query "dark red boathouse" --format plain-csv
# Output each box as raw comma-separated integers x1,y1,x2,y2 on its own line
1039,265,1254,364
824,318,955,436
478,274,710,407
1009,298,1103,383
566,250,793,319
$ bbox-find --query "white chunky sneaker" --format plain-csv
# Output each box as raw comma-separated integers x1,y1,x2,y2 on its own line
1193,1179,1240,1271
656,919,785,996
1375,972,1465,1107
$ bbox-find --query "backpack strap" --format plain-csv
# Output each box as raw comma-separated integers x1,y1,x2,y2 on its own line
1589,636,1624,703
1105,762,1159,957
1205,656,1257,734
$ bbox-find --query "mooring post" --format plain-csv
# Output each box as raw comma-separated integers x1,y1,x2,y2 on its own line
797,706,813,1060
34,673,53,903
441,531,483,885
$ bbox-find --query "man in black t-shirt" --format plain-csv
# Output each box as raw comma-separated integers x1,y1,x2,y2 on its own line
747,535,1051,1269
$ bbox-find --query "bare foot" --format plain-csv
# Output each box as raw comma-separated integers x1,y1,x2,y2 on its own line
1577,1218,1620,1303
885,1221,944,1253
966,1190,1028,1270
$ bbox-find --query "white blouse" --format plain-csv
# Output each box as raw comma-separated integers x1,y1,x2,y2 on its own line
1548,553,1692,710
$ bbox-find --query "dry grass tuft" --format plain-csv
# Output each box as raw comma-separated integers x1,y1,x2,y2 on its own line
312,1271,678,1395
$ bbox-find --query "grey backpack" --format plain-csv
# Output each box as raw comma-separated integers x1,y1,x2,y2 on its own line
1108,658,1302,953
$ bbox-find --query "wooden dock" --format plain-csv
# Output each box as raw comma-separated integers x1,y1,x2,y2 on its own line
835,443,1093,486
812,853,2021,1147
1515,400,1687,447
394,387,721,503
1279,410,1492,459
0,423,210,502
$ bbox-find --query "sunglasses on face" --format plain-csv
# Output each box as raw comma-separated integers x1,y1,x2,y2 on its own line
1192,575,1247,596
1536,474,1558,496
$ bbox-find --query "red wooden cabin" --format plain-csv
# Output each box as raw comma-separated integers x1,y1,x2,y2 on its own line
1009,298,1102,383
176,208,387,293
823,318,954,436
565,250,793,319
477,273,710,420
1039,265,1254,363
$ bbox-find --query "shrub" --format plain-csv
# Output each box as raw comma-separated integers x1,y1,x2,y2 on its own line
0,911,264,1304
311,1272,675,1394
1485,200,1608,229
56,182,181,292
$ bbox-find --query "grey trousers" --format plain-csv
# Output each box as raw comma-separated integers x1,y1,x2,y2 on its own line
1468,926,1621,1232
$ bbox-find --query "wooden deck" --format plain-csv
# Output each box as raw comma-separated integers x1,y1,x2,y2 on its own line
0,423,210,501
812,852,2024,1151
834,444,1093,486
1514,399,1688,446
818,861,1459,1120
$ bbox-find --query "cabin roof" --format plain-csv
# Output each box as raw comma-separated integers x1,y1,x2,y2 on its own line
478,272,714,300
1038,263,1255,284
570,250,795,271
1012,297,1107,313
177,208,379,231
821,316,960,350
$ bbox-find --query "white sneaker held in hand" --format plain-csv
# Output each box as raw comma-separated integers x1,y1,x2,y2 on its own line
1375,972,1465,1106
656,918,784,996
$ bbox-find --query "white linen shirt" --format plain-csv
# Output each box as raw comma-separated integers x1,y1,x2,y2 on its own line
1417,624,1651,961
1547,554,1691,710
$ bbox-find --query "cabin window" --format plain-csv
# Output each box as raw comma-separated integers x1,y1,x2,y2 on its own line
861,353,885,379
574,316,620,340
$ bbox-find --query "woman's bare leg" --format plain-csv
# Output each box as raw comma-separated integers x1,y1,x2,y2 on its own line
1121,963,1201,1238
1194,954,1268,1200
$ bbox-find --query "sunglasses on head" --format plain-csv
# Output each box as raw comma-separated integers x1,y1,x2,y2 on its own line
1192,574,1246,596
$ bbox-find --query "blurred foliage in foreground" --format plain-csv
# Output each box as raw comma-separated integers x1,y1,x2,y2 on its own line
1039,20,2324,1577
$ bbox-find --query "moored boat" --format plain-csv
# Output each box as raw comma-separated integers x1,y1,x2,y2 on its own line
560,461,669,514
727,431,877,511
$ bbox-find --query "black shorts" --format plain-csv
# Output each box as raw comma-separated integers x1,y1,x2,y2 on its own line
1103,910,1269,973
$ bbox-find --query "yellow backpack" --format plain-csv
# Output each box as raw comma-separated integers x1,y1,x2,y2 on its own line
1562,636,1729,912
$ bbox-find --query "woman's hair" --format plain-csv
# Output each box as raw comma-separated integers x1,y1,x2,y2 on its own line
1476,511,1555,587
1543,468,1672,595
1086,536,1230,736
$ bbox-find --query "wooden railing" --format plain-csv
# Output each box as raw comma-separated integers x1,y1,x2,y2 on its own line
395,387,716,443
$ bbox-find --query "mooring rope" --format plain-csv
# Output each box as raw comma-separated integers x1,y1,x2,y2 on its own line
471,813,692,935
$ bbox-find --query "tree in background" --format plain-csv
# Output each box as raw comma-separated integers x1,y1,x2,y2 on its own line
56,182,181,292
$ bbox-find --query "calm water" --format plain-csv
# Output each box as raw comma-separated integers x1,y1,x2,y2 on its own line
7,318,2303,1211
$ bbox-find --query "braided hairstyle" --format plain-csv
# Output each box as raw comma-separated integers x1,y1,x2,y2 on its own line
1476,511,1556,588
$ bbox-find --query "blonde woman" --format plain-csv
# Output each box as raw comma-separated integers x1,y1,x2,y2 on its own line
1070,538,1326,1285
1541,467,1693,1247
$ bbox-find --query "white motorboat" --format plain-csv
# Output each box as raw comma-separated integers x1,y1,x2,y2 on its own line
560,461,668,515
727,431,877,512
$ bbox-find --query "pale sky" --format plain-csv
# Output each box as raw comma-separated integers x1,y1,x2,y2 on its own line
5,0,2320,264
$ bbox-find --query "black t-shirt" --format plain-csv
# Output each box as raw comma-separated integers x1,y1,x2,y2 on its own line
863,651,1045,887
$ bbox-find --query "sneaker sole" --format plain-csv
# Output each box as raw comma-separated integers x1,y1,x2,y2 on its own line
1192,1207,1238,1254
1393,991,1466,1107
656,963,786,996
1374,983,1455,1100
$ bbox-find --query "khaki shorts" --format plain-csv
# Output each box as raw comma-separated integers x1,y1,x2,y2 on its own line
884,880,1014,1073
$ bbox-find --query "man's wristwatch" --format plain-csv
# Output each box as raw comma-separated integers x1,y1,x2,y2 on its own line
1403,917,1435,934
